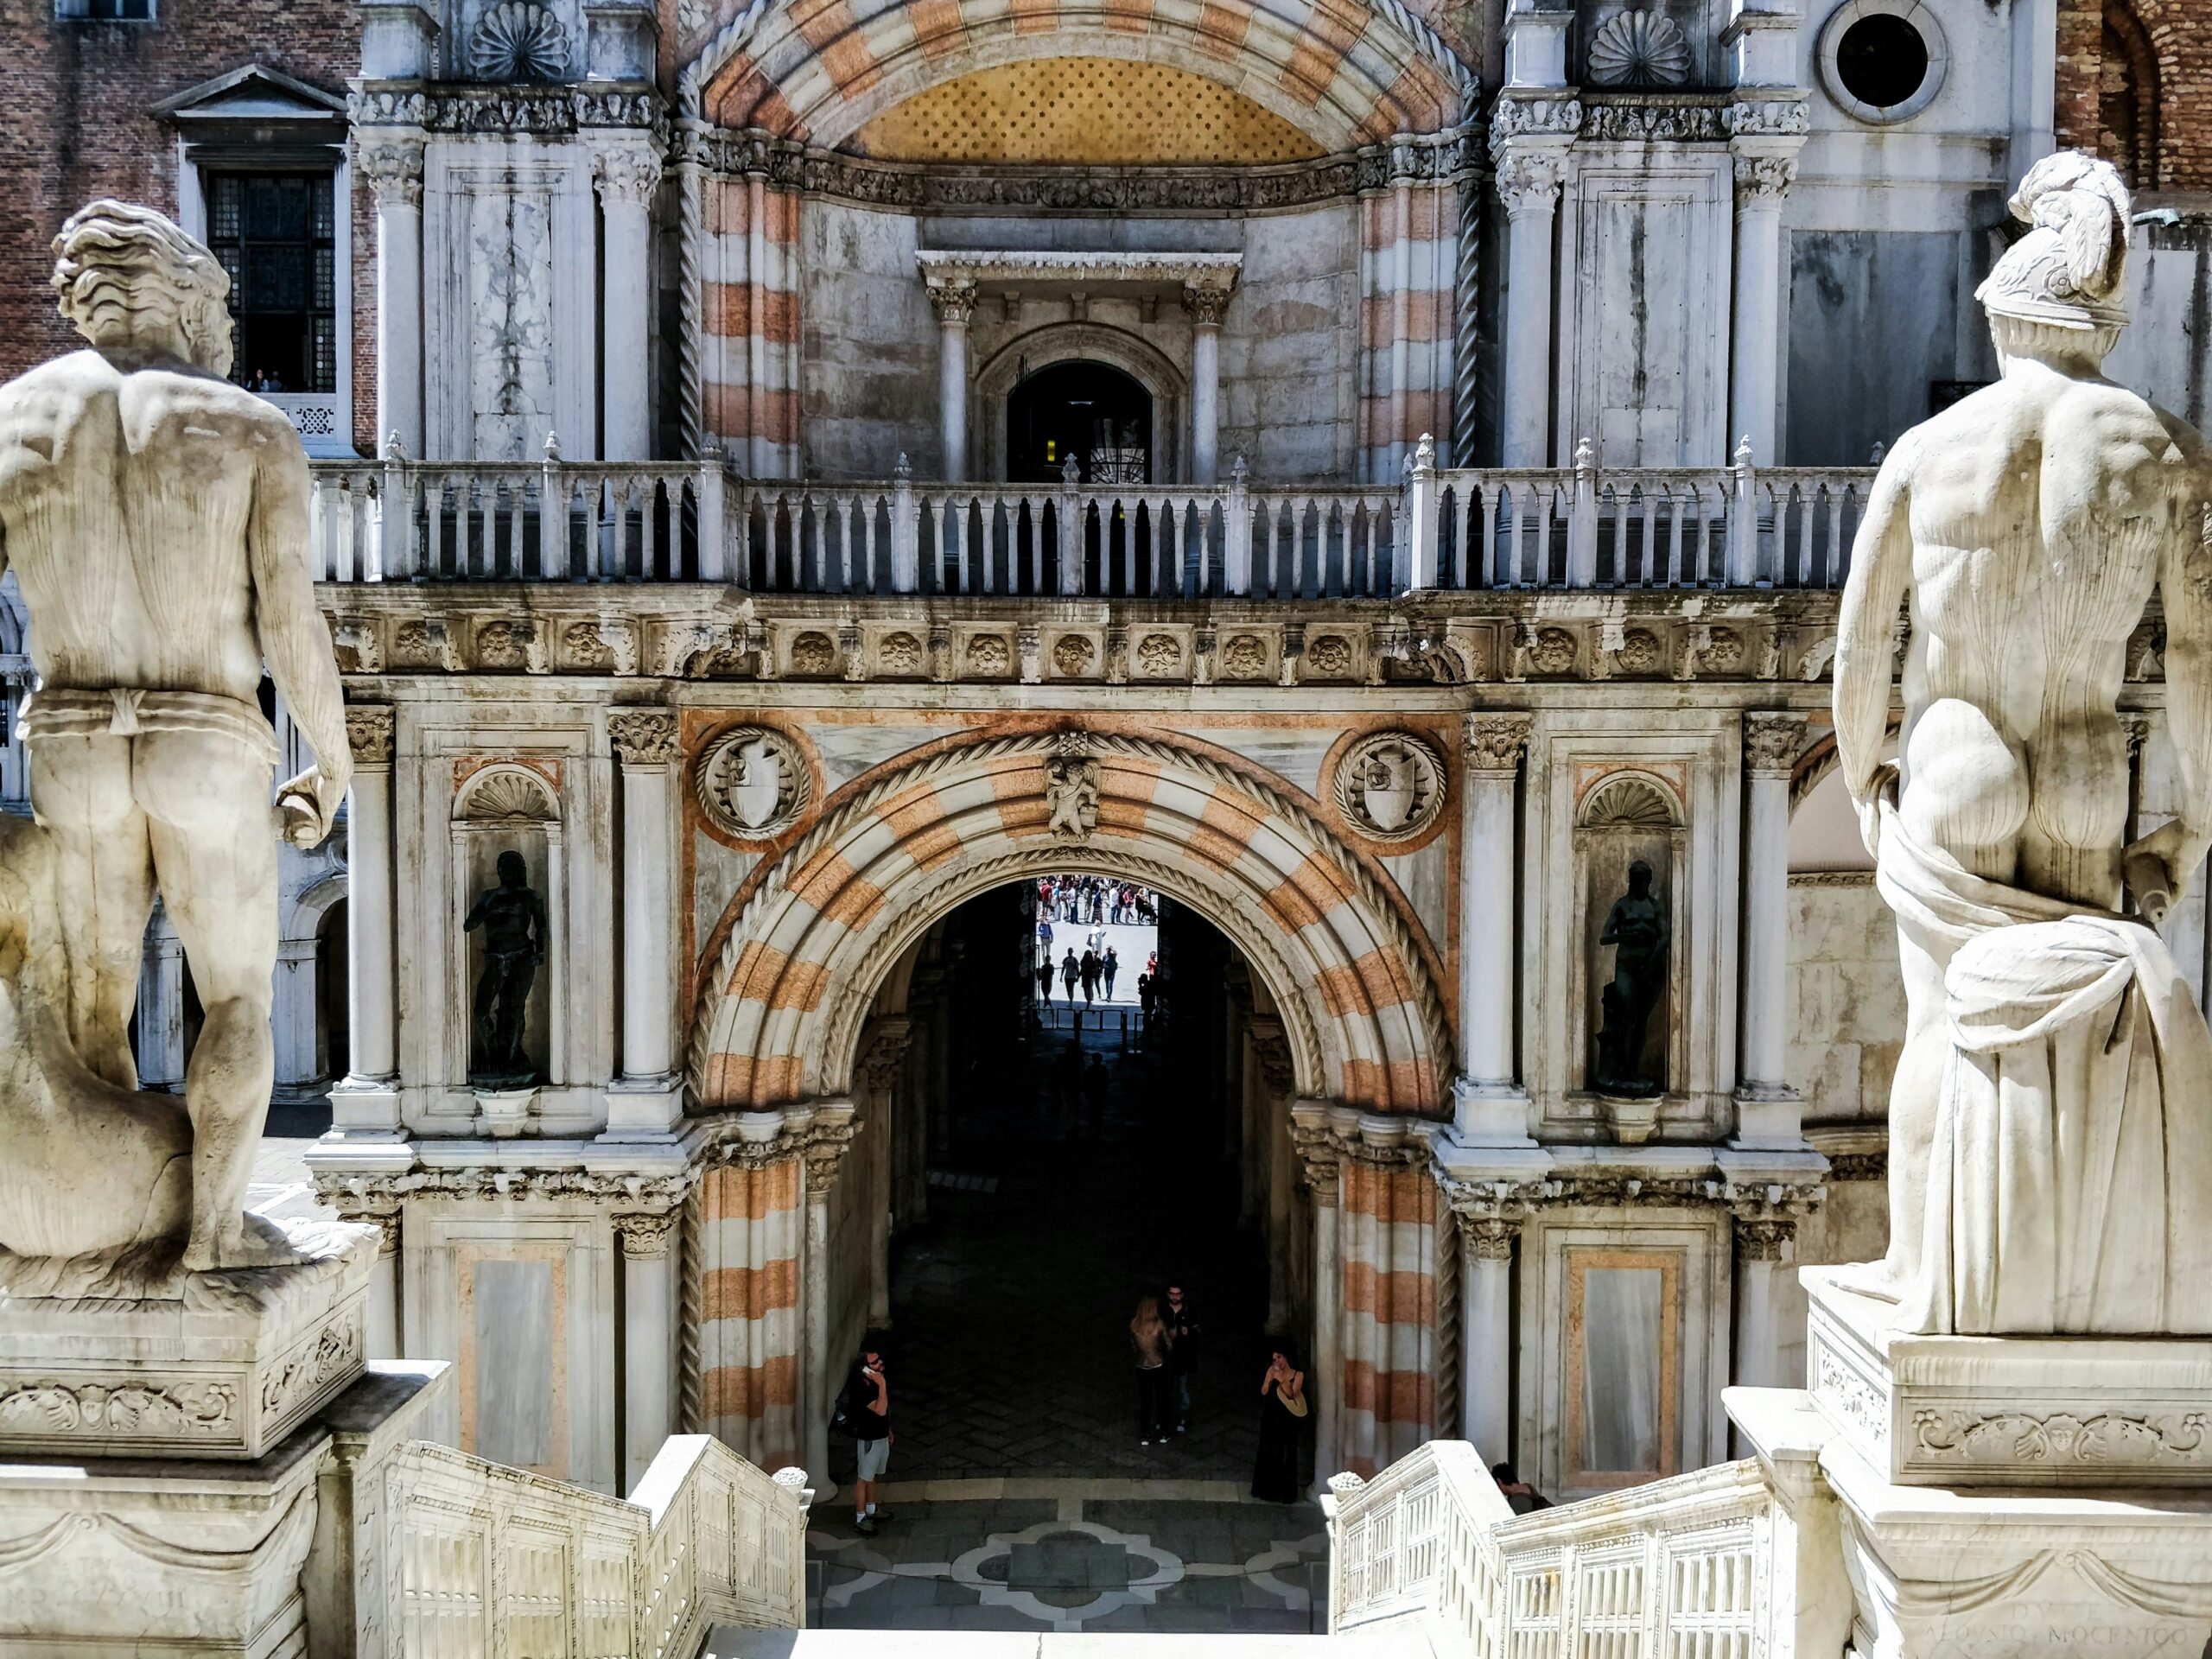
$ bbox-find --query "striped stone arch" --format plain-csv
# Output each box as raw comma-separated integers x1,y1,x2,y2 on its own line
689,728,1453,1115
686,0,1471,153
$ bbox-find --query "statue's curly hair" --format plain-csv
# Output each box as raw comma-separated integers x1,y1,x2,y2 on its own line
50,200,233,376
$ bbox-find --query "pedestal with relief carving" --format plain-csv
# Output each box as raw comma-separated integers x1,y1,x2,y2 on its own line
1726,1272,2212,1659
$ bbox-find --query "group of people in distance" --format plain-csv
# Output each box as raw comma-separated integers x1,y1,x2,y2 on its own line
1038,873,1155,926
1128,1287,1309,1503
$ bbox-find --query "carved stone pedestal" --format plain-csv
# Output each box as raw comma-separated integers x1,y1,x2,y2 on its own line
1728,1273,2212,1659
0,1360,447,1659
0,1219,379,1460
1804,1268,2212,1489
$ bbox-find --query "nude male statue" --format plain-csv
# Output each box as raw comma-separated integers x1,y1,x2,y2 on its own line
1834,153,2212,1304
0,201,351,1272
464,849,547,1084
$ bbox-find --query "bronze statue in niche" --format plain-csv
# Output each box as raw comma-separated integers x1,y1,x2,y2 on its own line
465,849,547,1086
1594,860,1669,1096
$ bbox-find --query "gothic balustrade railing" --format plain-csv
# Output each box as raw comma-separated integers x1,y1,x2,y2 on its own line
1324,1440,1776,1656
307,453,1874,596
371,1433,810,1656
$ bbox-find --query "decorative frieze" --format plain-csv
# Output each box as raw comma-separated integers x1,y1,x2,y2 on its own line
351,82,668,141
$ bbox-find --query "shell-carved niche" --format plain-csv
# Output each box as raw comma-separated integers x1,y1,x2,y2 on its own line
1573,772,1686,1105
1580,2,1701,88
465,0,573,82
451,766,564,1093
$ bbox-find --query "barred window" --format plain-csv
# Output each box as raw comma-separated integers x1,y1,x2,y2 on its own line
205,173,338,396
55,0,156,18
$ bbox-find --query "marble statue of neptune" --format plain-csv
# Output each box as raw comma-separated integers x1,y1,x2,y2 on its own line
1834,153,2212,1335
0,201,351,1272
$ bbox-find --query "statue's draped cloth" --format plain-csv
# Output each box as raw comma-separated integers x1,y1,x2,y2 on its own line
1876,791,2212,1335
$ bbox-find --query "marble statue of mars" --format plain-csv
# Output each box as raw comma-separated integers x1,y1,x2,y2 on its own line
0,201,352,1272
1834,153,2212,1333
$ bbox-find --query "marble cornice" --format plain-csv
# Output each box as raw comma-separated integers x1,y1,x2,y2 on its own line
318,588,1852,689
351,79,669,143
675,124,1479,213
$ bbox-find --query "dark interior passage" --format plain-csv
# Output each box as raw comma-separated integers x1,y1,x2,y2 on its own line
836,880,1314,1488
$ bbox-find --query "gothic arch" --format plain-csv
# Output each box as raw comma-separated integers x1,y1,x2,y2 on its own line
974,322,1187,480
687,0,1469,154
689,729,1452,1114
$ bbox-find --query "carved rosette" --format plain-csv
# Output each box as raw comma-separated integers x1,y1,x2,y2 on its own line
354,135,426,207
615,1210,680,1259
1744,711,1808,779
609,709,679,768
593,144,664,209
1462,712,1532,777
926,279,979,327
694,724,811,840
1333,730,1446,843
346,706,396,766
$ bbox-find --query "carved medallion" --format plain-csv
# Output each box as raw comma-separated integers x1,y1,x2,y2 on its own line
1334,732,1446,842
695,725,812,840
965,634,1013,676
1221,634,1268,679
878,632,923,677
1135,632,1182,676
1052,635,1097,677
788,631,837,677
1306,634,1355,678
470,0,570,81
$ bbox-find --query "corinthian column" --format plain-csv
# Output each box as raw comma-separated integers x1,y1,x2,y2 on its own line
355,135,425,458
801,1109,858,1499
594,143,664,462
332,708,400,1134
1493,149,1567,468
1184,282,1232,485
1736,712,1807,1148
927,280,976,482
859,1020,912,1329
617,1209,680,1490
1452,1203,1522,1459
1454,714,1535,1146
607,710,683,1137
1726,146,1799,464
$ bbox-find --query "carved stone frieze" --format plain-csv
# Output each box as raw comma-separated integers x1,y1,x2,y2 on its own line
0,1378,238,1440
318,1165,698,1206
1912,1408,2209,1469
351,82,668,143
1579,96,1729,144
1490,96,1584,145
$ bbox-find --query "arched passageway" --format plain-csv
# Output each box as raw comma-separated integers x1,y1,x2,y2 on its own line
685,728,1448,1489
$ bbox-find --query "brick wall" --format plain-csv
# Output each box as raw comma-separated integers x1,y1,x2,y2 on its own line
2056,0,2212,194
0,3,372,450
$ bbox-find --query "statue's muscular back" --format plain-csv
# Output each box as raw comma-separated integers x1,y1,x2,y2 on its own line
1895,368,2194,905
0,347,290,702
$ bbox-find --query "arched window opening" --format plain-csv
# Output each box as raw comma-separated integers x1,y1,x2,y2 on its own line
2101,0,2161,192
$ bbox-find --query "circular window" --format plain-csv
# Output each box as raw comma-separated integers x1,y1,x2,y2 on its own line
1818,0,1948,125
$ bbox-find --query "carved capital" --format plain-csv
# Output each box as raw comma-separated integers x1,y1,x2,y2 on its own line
926,279,978,327
1462,711,1532,776
860,1019,913,1096
355,135,426,207
1724,99,1811,138
1744,711,1808,779
1182,283,1233,327
346,706,396,766
609,709,679,767
616,1210,679,1258
1734,1214,1796,1262
1731,149,1798,205
1248,1016,1294,1097
340,1207,401,1255
1493,150,1567,217
592,143,664,207
802,1123,857,1199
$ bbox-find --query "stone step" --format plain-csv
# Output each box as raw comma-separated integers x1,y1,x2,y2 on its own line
708,1629,1421,1658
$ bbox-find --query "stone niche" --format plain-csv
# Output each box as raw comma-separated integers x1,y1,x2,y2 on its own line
450,764,564,1096
1573,771,1688,1109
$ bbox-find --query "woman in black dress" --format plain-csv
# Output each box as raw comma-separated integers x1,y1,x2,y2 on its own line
1251,1346,1308,1502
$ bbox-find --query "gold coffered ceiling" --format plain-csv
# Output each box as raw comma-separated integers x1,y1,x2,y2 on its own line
847,58,1327,165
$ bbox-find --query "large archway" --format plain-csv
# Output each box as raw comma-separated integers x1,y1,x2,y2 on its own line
690,728,1452,1117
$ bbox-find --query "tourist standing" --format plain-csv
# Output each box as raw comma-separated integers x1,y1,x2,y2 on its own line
1103,945,1120,1001
1061,948,1080,1003
1165,1283,1199,1434
836,1344,893,1533
1251,1348,1307,1502
1137,973,1154,1020
1131,1296,1173,1445
1491,1461,1552,1515
1036,956,1054,1008
1079,947,1099,1005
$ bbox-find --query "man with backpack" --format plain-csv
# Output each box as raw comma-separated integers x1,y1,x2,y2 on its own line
833,1343,893,1533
